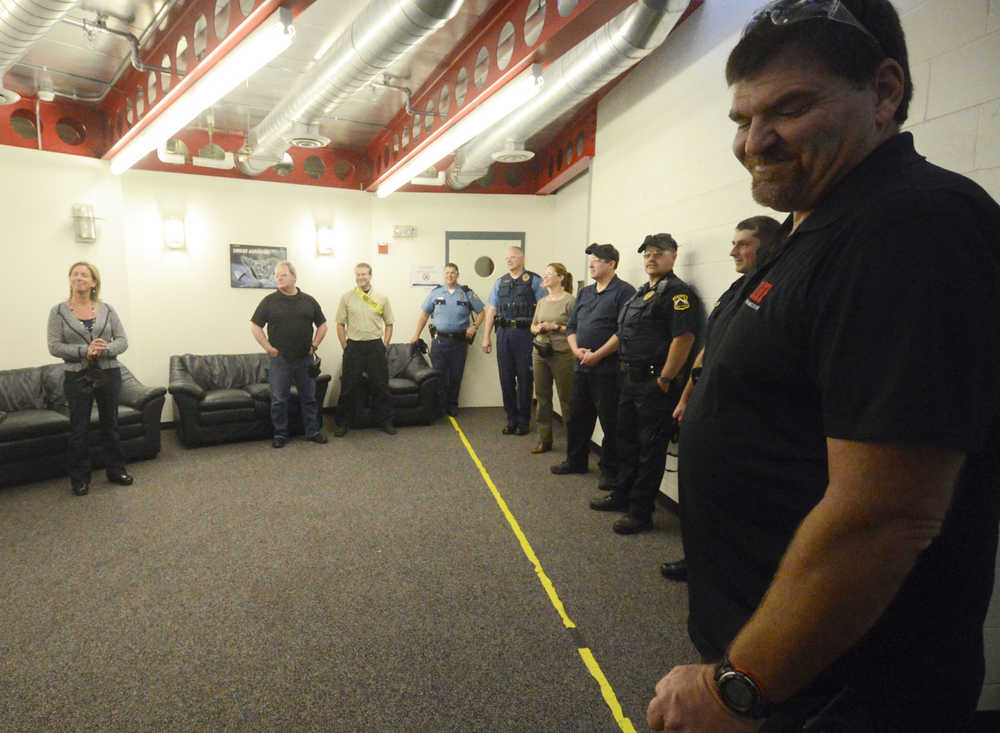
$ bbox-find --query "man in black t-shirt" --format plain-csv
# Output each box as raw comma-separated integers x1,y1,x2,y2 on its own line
646,3,1000,732
589,233,701,534
250,261,328,447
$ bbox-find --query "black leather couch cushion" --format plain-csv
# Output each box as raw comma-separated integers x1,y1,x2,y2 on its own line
201,389,254,410
0,409,71,440
0,368,47,412
185,354,269,391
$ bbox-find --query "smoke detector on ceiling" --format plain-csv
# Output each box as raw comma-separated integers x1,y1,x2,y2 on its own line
288,121,330,149
491,139,534,164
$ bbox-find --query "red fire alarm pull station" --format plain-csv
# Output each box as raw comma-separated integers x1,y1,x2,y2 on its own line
377,241,389,255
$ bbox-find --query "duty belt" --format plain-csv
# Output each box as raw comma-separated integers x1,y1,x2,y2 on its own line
496,318,532,329
436,331,467,341
620,361,659,376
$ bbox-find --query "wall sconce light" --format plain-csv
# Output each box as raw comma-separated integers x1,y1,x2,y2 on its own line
316,225,335,255
164,216,186,249
72,204,97,243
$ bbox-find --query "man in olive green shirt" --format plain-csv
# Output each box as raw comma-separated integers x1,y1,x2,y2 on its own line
334,262,395,436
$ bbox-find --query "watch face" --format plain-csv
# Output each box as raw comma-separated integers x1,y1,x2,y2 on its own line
719,672,756,712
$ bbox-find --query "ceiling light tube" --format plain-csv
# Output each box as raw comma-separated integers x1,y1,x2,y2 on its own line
376,64,544,198
110,8,295,175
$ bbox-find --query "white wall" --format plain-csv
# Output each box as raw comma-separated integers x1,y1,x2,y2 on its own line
589,0,1000,708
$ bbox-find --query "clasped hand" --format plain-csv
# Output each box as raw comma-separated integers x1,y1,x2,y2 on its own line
87,338,108,359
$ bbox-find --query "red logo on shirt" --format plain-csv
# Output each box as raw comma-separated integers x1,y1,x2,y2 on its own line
749,281,773,303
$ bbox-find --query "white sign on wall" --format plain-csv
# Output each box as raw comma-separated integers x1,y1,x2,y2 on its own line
411,265,443,286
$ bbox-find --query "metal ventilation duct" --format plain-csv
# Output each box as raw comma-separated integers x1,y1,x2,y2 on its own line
0,0,81,104
446,0,687,190
236,0,464,177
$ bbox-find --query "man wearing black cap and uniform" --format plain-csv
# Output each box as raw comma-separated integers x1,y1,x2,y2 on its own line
590,233,701,534
551,243,636,489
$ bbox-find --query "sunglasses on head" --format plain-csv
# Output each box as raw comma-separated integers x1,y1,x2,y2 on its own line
745,0,883,53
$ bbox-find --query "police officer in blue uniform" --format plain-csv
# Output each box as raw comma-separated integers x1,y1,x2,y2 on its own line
411,262,485,417
590,233,702,534
480,246,547,434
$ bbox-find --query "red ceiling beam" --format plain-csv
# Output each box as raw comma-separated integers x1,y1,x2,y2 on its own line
0,96,109,157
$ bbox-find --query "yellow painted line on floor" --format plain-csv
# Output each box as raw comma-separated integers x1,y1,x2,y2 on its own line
449,416,638,733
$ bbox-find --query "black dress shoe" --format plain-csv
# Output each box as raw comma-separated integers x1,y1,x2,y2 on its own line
272,436,288,448
590,494,628,512
502,425,517,435
660,559,688,582
333,424,349,437
597,476,613,491
306,432,328,444
107,471,134,486
71,482,90,496
613,515,653,534
551,461,587,475
514,424,530,435
381,420,397,435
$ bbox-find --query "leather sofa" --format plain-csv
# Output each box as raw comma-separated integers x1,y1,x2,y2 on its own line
0,363,166,488
347,342,443,427
169,353,331,447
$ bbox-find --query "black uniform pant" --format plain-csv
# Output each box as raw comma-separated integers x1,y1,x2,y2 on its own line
336,339,391,426
430,335,468,413
64,367,126,487
564,369,621,483
613,369,679,521
496,326,533,428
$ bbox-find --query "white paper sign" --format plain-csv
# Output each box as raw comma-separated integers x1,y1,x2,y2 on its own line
411,265,443,287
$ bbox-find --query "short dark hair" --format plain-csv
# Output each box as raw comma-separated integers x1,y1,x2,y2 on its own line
726,0,912,123
736,215,782,247
355,262,372,275
444,262,459,271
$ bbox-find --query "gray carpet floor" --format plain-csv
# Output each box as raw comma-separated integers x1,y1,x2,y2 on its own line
1,407,697,732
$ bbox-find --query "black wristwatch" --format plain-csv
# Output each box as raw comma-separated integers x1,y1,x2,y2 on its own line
714,655,771,719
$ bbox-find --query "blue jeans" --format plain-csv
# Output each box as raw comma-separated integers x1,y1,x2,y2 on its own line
269,354,320,439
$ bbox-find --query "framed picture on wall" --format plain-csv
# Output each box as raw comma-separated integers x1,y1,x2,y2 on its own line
230,244,287,289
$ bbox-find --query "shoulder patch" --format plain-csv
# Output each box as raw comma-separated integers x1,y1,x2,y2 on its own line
522,273,531,282
672,293,690,311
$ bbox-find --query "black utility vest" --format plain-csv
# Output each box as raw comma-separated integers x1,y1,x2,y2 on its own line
618,278,672,365
496,271,539,321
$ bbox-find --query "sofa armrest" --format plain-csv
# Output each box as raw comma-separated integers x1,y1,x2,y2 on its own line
120,367,168,409
168,355,206,400
168,379,205,400
402,360,440,385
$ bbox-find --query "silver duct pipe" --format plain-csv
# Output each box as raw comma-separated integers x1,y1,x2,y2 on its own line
446,0,688,189
236,0,463,177
0,0,81,104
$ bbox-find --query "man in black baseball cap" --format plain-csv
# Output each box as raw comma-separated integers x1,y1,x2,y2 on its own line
551,243,636,490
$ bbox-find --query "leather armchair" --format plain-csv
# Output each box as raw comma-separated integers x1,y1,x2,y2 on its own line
349,342,442,427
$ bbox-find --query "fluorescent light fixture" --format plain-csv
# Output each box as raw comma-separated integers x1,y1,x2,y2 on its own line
192,151,235,170
164,216,186,249
376,64,544,198
110,8,295,175
410,170,446,186
316,226,335,255
157,141,186,165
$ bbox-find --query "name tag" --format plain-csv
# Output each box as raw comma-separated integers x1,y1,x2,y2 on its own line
434,297,446,305
456,300,468,308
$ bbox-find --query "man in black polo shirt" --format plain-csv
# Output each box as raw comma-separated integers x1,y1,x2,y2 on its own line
647,2,1000,731
550,243,635,490
250,261,328,448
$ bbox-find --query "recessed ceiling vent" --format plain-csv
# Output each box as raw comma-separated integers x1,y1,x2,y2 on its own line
287,121,330,149
491,139,534,164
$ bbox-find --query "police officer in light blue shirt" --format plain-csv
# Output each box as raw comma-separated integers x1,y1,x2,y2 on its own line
411,262,485,417
480,246,547,434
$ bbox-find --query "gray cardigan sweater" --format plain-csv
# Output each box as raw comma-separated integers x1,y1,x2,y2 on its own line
47,301,129,372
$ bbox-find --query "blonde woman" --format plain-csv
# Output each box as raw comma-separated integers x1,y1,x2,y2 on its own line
47,262,132,495
529,263,576,453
